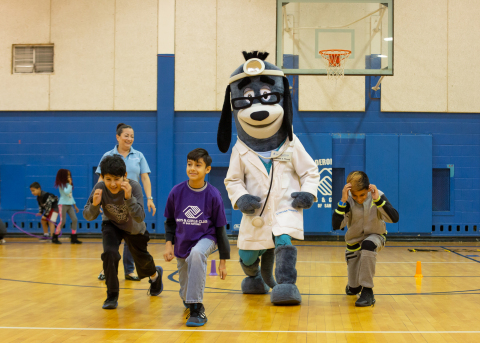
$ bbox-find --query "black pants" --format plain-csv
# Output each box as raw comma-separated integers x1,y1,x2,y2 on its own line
101,221,157,293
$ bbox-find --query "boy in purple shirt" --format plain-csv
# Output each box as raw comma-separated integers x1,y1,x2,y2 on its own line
163,148,230,327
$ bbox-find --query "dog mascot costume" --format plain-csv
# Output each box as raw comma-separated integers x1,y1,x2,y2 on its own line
217,51,320,305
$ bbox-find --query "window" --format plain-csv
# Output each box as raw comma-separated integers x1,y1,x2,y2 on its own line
13,45,54,74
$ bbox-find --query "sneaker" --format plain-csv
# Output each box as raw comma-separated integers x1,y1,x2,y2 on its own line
40,234,50,240
0,239,6,244
355,287,375,307
186,303,208,327
345,284,362,295
147,266,163,296
102,292,118,309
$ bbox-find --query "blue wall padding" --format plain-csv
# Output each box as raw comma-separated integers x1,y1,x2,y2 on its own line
0,165,26,210
366,134,399,233
296,133,333,233
0,112,157,233
399,135,432,233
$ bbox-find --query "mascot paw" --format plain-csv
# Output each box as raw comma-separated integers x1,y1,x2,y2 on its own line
291,192,315,209
270,284,302,305
237,194,262,214
241,275,270,294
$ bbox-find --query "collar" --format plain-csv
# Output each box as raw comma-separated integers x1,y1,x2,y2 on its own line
235,134,296,156
114,145,136,156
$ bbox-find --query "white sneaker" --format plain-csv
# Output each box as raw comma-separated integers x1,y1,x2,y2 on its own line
0,239,6,244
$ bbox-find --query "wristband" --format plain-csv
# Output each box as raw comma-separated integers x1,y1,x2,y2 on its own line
338,201,347,207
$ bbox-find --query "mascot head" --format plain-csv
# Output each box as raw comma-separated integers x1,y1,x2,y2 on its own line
217,51,293,153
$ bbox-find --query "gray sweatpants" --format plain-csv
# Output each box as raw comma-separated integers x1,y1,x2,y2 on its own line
345,234,385,289
56,204,78,234
176,238,217,304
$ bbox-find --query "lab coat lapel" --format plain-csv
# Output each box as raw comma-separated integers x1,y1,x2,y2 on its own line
247,152,270,179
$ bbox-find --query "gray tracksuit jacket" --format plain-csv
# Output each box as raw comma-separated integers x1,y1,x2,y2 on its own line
332,190,399,245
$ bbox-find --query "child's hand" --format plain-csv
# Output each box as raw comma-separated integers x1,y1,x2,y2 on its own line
369,184,380,201
74,205,80,213
92,189,103,206
121,180,132,199
341,183,352,202
35,213,42,217
163,242,174,262
219,260,227,280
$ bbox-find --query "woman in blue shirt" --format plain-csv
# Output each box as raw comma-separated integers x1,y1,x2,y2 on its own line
96,123,156,281
54,169,81,244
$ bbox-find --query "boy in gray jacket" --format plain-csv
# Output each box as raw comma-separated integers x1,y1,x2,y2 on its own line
84,155,163,310
332,171,399,307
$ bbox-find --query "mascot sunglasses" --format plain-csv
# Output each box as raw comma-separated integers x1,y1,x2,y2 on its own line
231,92,282,110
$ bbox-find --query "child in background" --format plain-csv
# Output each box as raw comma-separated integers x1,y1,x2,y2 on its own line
163,148,230,327
0,218,6,244
30,182,59,241
54,169,81,244
332,171,399,307
83,155,163,310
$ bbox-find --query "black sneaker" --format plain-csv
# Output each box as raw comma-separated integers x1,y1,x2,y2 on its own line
147,266,163,296
102,292,118,309
346,284,362,295
355,287,375,307
186,303,207,327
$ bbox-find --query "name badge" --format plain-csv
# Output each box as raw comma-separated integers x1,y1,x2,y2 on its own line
271,151,292,162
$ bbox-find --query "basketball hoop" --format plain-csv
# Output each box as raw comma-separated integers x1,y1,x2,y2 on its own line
319,49,351,80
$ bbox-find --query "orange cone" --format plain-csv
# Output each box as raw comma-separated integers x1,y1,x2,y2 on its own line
414,261,423,278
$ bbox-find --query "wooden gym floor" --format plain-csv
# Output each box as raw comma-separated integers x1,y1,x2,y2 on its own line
1,238,480,342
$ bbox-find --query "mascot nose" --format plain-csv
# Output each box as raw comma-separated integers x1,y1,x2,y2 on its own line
250,111,269,121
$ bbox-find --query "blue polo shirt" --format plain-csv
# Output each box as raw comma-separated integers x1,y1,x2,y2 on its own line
96,145,151,182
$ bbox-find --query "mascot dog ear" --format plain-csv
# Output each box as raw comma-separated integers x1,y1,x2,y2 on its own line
217,85,232,153
281,77,293,141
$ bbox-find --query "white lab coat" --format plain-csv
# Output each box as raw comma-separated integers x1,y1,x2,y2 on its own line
225,135,320,250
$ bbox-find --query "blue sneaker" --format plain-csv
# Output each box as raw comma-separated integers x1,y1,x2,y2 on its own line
186,303,207,327
147,266,163,296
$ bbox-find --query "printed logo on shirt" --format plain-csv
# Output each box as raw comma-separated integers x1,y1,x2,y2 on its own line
183,205,203,219
105,203,129,223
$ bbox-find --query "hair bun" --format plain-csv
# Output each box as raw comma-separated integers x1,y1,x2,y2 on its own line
117,123,126,130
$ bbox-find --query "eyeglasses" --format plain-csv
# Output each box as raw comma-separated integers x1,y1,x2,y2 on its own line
231,92,282,110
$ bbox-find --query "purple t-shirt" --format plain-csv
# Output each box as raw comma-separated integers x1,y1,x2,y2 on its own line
164,181,228,259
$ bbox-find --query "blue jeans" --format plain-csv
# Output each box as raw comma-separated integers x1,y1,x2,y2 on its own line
123,244,135,275
239,234,292,266
176,238,217,304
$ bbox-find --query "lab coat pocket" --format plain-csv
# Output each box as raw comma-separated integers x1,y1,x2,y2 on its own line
274,207,303,229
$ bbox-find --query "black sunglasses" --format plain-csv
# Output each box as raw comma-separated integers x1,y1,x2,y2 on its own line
231,92,282,110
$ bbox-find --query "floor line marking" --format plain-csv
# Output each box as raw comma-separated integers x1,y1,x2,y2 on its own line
0,257,475,264
0,327,479,334
440,246,480,264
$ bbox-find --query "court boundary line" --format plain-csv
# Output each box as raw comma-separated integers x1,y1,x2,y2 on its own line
2,277,480,296
0,326,479,334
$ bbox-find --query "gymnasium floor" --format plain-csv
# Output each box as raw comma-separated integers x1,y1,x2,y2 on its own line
1,238,480,342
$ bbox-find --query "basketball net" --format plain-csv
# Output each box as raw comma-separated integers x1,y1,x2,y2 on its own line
319,49,351,80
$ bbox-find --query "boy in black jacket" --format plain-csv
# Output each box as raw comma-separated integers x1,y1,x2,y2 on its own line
332,171,399,307
30,182,59,241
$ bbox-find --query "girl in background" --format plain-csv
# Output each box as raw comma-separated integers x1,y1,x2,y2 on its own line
54,169,82,244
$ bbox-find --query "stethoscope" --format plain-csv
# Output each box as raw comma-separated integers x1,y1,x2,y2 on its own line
237,136,295,228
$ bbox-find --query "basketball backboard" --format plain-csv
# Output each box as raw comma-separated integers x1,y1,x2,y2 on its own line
276,0,393,76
